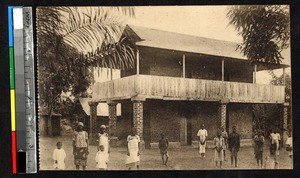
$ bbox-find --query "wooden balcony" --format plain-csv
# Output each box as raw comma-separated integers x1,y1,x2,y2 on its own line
92,75,285,103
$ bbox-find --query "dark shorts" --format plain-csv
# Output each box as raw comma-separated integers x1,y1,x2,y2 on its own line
160,149,169,157
230,147,239,157
255,151,263,160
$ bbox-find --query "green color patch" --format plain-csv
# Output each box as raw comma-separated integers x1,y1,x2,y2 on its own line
9,47,15,89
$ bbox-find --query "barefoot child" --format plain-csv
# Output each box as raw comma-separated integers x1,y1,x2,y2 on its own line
95,145,109,170
53,141,66,170
253,130,265,168
213,130,225,168
159,133,169,166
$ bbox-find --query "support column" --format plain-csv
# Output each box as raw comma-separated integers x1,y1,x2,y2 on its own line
218,100,228,130
221,59,224,81
183,54,186,78
136,49,140,75
132,97,145,142
283,67,286,86
88,101,98,144
107,100,117,136
283,102,289,131
253,64,257,84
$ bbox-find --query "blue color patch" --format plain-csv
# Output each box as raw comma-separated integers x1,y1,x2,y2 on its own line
8,6,14,47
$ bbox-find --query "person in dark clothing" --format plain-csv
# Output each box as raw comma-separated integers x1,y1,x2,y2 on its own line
159,133,169,166
253,129,265,168
228,125,240,167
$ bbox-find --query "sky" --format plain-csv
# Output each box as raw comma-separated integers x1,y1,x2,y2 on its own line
123,6,291,84
127,6,242,42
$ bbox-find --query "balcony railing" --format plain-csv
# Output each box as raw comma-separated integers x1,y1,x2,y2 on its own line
92,75,285,103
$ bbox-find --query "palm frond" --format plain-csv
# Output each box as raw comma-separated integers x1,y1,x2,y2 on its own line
59,7,134,52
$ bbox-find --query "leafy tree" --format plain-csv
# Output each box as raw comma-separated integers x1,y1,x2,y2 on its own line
227,5,290,64
252,73,291,136
36,7,135,134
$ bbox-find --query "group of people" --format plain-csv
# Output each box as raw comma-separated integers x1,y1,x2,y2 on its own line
197,124,240,168
52,122,143,170
51,122,293,170
196,124,293,169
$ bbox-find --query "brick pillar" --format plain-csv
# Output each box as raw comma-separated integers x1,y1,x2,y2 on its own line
132,98,145,142
218,100,228,130
88,101,98,144
107,101,117,136
283,102,289,131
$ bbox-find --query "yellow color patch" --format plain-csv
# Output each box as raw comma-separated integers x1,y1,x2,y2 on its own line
10,90,16,131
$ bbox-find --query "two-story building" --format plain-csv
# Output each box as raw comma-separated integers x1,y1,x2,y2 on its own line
88,25,289,148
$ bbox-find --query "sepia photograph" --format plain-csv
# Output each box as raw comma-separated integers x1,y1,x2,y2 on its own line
37,5,292,170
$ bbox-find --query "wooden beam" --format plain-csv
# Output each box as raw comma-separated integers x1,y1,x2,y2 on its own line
283,67,286,86
183,54,186,78
136,49,140,75
221,59,224,81
253,64,257,84
110,67,113,80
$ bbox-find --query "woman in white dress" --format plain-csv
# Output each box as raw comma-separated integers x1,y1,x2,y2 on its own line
125,128,140,170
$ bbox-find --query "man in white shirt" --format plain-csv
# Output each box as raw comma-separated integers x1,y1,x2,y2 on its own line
197,124,208,158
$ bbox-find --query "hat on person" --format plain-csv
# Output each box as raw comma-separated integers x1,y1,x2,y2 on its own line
100,125,106,129
78,122,84,127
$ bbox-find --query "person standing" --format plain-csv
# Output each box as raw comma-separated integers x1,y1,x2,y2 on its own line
285,130,293,166
52,141,66,170
213,130,225,168
270,129,281,169
197,124,208,158
97,125,110,154
253,129,265,168
228,125,240,167
73,122,89,170
221,127,228,161
95,145,109,170
125,128,141,170
158,133,169,166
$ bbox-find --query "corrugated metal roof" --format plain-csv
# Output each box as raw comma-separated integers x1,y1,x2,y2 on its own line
123,25,290,65
125,25,246,60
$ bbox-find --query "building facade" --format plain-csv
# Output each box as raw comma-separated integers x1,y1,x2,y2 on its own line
89,25,288,148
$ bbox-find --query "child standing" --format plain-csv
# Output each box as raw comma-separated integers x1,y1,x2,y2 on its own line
213,130,225,168
270,129,281,169
95,145,109,170
125,128,141,170
159,133,169,166
53,141,66,170
253,130,265,168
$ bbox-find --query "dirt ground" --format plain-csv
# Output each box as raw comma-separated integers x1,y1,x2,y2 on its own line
39,136,293,170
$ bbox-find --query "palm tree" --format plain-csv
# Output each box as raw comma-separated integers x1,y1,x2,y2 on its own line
36,7,136,134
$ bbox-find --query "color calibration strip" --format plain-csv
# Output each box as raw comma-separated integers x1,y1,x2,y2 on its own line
8,6,37,174
8,6,17,174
